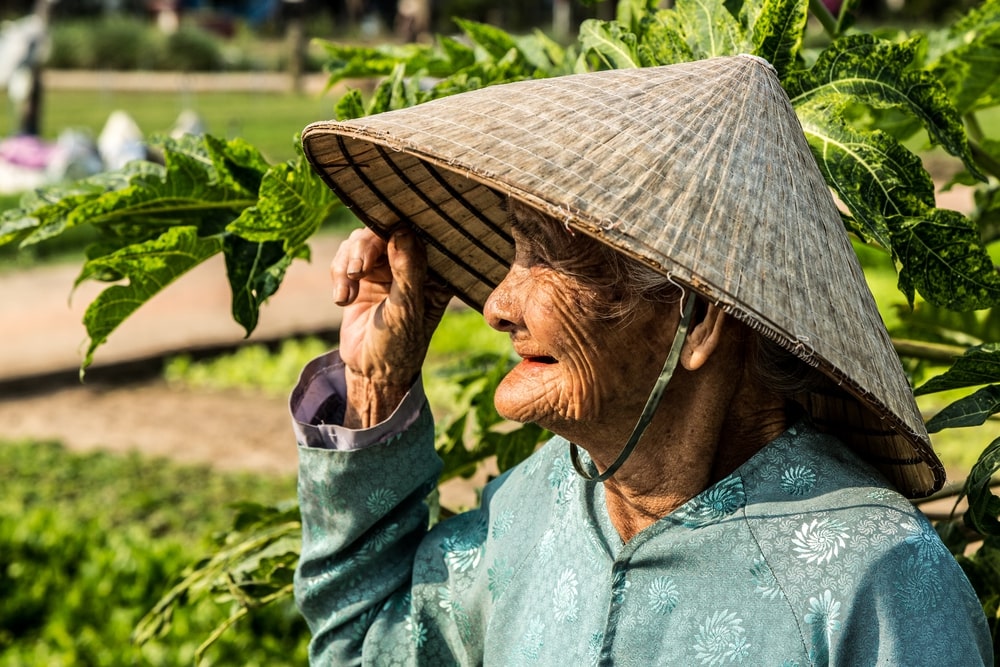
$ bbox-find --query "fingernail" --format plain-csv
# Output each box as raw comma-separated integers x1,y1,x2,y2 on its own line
334,284,348,304
393,230,413,247
346,258,363,276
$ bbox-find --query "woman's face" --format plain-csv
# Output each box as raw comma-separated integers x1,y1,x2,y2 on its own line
483,209,677,439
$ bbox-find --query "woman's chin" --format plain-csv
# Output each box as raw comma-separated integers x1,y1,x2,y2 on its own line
493,378,549,425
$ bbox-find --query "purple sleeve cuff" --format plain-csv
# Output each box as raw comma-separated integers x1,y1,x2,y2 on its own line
289,350,427,451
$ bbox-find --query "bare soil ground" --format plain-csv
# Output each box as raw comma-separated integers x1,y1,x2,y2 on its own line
0,380,299,477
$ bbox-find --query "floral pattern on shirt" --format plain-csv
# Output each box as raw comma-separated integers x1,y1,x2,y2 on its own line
291,356,991,667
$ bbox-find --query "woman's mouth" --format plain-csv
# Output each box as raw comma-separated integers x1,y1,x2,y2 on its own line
523,355,557,365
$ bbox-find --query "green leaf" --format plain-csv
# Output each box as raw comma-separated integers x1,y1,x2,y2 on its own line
787,35,982,179
617,0,659,34
223,235,306,335
749,0,807,78
926,385,1000,432
578,19,641,69
892,209,1000,312
454,18,520,62
0,162,160,249
227,155,339,253
76,226,224,371
673,0,747,59
69,137,257,239
203,134,271,197
915,343,1000,395
634,11,695,66
794,95,933,249
366,63,412,115
963,436,1000,537
317,42,413,87
929,0,1000,113
438,35,476,71
335,88,366,121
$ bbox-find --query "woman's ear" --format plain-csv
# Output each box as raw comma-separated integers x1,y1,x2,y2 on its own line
681,302,727,371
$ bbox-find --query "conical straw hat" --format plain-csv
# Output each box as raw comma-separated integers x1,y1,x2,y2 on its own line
301,54,944,498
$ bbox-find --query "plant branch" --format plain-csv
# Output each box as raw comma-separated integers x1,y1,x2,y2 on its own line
892,337,965,364
970,139,1000,182
965,112,985,144
808,0,839,38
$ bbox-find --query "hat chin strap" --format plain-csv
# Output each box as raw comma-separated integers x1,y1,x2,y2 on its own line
570,295,697,483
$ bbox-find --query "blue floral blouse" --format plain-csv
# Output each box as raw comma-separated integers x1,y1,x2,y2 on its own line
292,353,991,666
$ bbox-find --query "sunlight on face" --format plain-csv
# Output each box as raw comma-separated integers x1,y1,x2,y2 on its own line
483,205,676,440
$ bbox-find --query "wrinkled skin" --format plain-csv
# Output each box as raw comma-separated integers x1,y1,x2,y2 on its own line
330,227,451,427
482,216,678,449
330,215,782,540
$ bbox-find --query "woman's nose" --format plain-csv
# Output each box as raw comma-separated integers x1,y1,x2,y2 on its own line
484,266,525,333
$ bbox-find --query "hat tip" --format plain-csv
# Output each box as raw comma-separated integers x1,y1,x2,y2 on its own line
736,53,777,75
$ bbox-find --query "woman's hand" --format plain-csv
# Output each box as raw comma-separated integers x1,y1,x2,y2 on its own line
331,227,451,428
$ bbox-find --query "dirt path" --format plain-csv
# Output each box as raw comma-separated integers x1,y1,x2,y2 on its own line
0,380,299,477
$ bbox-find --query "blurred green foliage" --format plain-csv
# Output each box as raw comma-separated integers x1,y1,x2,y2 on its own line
0,439,306,666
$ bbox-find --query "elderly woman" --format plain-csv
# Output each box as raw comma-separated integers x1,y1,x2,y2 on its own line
292,55,990,665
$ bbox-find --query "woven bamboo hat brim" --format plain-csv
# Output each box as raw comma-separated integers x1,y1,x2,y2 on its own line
301,54,945,498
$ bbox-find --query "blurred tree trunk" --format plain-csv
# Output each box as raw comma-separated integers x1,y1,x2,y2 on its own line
284,0,305,94
16,0,51,136
553,0,571,42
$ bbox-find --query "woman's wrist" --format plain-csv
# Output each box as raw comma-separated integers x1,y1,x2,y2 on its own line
343,366,416,429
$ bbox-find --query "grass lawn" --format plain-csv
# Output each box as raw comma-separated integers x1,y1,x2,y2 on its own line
0,87,342,164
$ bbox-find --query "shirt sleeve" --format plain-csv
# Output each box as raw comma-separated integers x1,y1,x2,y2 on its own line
289,344,450,662
289,350,426,451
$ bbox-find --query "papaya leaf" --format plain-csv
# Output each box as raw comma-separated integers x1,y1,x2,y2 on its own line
317,42,424,86
673,0,748,59
0,162,160,249
578,19,641,69
513,30,562,72
963,436,1000,537
926,385,1000,432
786,35,983,179
227,155,339,253
75,226,224,371
366,63,411,115
617,0,659,34
634,11,695,66
439,35,476,71
223,235,306,335
891,209,1000,312
203,135,271,197
914,343,1000,395
334,88,366,121
794,95,933,250
929,0,1000,114
68,138,257,239
454,18,520,63
749,0,807,79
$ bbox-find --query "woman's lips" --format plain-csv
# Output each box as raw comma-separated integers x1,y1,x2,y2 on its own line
522,355,557,365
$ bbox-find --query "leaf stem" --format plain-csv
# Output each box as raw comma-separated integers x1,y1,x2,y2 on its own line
970,139,1000,182
965,112,985,144
892,337,965,364
808,0,839,38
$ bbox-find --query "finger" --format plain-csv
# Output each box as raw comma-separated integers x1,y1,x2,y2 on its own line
385,229,427,311
330,236,359,305
423,277,453,333
348,229,388,279
330,229,388,305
